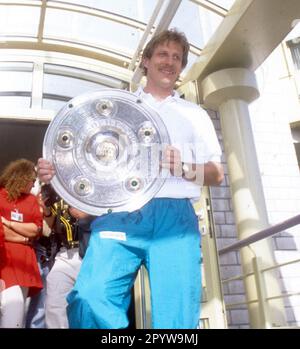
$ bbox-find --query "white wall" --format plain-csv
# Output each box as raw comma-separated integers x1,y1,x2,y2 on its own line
248,40,300,326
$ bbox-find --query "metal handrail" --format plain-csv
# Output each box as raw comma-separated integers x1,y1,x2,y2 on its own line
218,213,300,328
261,258,300,273
218,214,300,255
219,257,300,308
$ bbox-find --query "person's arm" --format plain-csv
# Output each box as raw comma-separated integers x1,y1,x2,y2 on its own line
161,145,224,186
2,224,30,244
41,206,55,237
1,216,40,238
42,205,55,227
38,194,55,228
68,207,90,220
37,158,56,184
202,161,224,186
180,161,224,186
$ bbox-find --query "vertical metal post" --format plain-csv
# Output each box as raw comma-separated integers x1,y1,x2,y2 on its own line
252,256,271,328
134,266,151,329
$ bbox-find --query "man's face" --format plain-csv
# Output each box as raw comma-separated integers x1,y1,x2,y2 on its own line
143,41,184,90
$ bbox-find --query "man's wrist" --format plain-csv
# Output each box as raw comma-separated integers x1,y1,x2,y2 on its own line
181,162,197,181
181,162,189,177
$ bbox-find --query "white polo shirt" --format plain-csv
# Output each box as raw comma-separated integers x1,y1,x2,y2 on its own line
135,87,222,200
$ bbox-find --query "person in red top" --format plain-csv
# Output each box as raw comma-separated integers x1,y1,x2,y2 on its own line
0,219,4,262
0,219,5,297
0,159,43,328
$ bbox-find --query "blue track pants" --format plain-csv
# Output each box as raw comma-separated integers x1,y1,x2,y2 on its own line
67,198,201,329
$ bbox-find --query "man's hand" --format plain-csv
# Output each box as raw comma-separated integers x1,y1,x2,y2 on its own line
160,146,224,185
161,145,183,177
37,158,55,184
1,216,11,228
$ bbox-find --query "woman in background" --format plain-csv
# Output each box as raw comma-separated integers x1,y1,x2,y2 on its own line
0,220,5,305
0,219,4,264
0,159,43,328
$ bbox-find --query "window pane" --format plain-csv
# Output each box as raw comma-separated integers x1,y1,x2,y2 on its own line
0,6,40,37
0,70,32,92
170,0,223,49
44,9,141,55
43,64,123,99
182,52,198,76
43,73,106,99
0,96,31,109
43,98,68,113
289,43,300,70
58,0,157,21
210,0,235,10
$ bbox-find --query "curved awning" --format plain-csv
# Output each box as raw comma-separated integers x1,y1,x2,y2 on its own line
0,0,234,84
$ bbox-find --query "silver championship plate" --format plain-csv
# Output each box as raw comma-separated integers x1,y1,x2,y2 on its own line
43,89,170,215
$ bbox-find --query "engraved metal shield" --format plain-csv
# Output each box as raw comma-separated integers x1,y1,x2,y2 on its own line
43,89,170,215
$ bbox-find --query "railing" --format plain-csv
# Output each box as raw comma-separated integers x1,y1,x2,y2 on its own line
218,214,300,328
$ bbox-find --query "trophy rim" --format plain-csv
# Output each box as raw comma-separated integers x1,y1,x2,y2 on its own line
43,88,170,215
